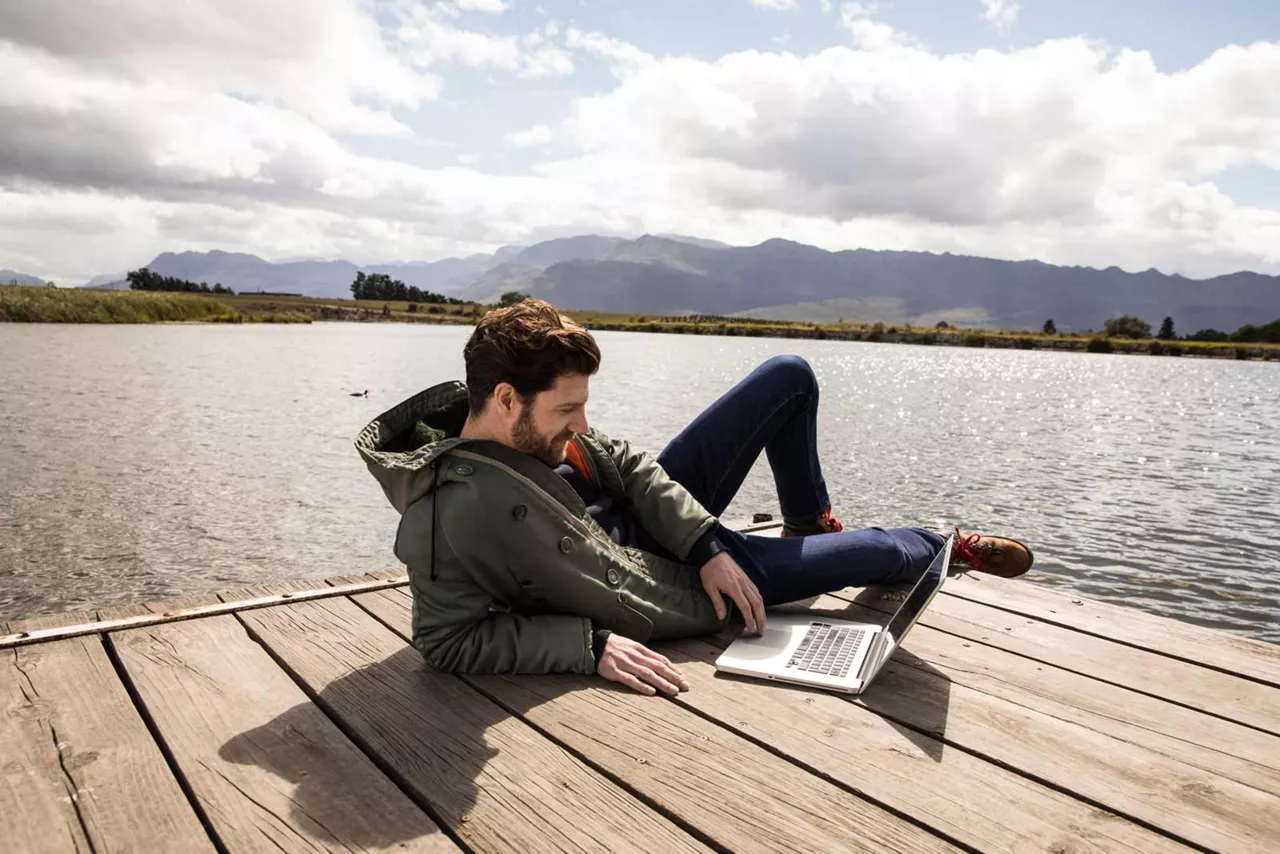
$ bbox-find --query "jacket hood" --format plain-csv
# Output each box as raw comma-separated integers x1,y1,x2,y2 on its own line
355,380,474,514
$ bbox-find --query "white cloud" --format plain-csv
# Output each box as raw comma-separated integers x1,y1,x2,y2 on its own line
454,0,508,12
982,0,1021,34
2,0,1279,286
505,124,554,148
557,38,1280,275
839,3,918,51
0,0,439,136
566,28,654,74
821,0,835,11
841,2,883,16
749,0,797,10
398,3,575,78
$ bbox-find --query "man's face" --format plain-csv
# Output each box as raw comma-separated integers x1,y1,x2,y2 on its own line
508,373,590,465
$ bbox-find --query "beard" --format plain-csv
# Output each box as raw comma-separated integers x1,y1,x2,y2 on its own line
512,404,573,466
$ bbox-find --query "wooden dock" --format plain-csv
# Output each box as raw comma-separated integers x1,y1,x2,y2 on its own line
4,524,1279,853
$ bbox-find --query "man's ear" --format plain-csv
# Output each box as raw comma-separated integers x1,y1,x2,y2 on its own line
493,382,517,415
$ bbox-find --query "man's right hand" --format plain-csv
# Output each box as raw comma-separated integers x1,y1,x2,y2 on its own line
597,634,690,696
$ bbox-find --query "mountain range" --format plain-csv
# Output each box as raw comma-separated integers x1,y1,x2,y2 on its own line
31,235,1280,332
1,269,49,287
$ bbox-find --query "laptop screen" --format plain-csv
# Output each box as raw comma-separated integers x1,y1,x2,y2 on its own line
861,534,952,682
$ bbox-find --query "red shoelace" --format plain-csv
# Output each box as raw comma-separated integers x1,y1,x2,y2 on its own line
951,526,986,572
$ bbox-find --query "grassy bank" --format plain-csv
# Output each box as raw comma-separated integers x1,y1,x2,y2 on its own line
7,287,1276,360
573,314,1280,361
339,299,1279,360
0,286,310,324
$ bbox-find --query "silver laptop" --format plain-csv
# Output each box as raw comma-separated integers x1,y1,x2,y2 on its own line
714,533,953,694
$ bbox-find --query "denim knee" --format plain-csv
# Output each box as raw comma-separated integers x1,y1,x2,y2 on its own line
760,354,817,396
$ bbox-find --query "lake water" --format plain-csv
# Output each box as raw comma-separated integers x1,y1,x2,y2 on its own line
2,324,1277,643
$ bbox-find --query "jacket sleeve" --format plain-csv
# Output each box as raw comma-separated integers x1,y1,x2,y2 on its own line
399,496,597,675
587,429,718,562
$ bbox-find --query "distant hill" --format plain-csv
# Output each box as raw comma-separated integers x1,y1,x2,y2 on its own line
1,269,48,287
456,236,629,303
84,272,128,289
504,237,1280,333
78,234,1280,332
101,249,529,299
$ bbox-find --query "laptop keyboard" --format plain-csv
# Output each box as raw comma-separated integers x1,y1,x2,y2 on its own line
786,622,868,678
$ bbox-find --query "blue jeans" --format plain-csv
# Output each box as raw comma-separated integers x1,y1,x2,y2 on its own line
655,355,946,606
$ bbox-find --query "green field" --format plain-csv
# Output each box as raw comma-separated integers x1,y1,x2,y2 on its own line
0,286,310,324
5,286,1276,360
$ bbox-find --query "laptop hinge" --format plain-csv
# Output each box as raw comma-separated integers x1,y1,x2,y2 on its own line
859,628,888,681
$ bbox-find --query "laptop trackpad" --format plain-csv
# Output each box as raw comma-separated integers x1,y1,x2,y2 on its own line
724,624,802,662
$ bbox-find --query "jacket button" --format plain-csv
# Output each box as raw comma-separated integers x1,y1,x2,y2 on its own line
455,464,473,476
512,504,527,521
559,537,573,553
606,568,621,585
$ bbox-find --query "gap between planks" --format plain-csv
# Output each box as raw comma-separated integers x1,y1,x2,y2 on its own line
105,610,456,853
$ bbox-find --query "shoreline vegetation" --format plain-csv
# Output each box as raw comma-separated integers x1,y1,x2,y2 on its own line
0,285,311,324
3,284,1278,361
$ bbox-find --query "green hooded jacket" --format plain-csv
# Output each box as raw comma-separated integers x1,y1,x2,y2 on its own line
355,380,729,674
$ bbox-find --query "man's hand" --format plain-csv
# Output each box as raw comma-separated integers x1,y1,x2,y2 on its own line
597,634,690,696
699,552,766,635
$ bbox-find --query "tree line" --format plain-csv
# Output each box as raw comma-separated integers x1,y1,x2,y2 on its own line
1038,315,1280,343
128,268,235,295
350,272,465,304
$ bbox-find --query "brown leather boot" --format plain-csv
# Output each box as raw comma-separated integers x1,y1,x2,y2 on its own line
950,527,1034,577
781,505,844,537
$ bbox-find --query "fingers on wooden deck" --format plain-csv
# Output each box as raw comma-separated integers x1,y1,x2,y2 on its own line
356,591,954,853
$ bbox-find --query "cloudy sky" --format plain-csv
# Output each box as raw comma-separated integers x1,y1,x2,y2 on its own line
2,0,1278,284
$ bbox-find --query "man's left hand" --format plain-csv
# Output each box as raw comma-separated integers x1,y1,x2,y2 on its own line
699,552,766,635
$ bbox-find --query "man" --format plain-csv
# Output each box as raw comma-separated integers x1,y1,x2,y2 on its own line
357,299,1033,696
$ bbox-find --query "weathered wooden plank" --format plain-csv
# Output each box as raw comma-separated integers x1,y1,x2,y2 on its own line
470,674,958,852
356,589,957,853
750,594,1280,852
323,571,406,586
134,592,225,615
1,636,215,854
944,574,1280,687
708,591,1280,794
112,615,453,853
5,610,97,634
95,603,155,621
838,584,1280,735
351,588,414,634
325,572,380,586
216,579,315,604
881,603,1280,791
239,595,709,853
664,638,1188,853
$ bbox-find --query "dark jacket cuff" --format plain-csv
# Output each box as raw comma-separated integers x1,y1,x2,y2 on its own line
591,629,612,664
686,529,726,568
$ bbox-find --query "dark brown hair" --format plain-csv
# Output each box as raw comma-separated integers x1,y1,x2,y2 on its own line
463,298,601,414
